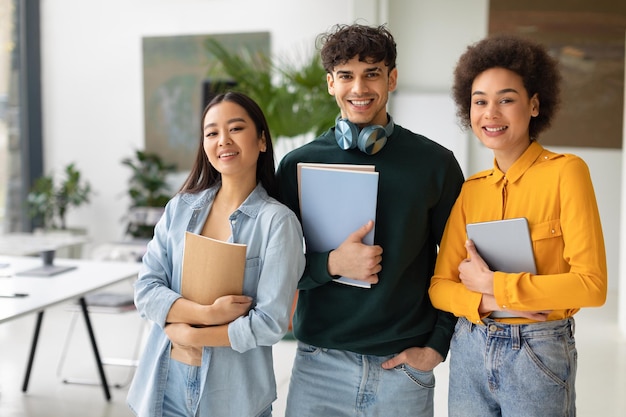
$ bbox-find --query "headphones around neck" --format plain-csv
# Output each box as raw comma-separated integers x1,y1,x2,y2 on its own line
334,115,395,155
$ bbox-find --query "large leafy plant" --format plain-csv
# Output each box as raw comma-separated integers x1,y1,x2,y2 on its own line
204,39,338,139
121,150,177,238
122,150,177,208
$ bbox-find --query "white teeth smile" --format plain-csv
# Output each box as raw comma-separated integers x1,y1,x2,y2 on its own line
220,152,237,158
485,126,507,132
351,100,370,106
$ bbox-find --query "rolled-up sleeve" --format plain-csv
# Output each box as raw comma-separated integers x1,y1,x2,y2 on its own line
133,199,183,328
228,210,305,353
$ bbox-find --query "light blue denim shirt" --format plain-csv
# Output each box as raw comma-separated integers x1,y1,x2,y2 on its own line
127,183,305,417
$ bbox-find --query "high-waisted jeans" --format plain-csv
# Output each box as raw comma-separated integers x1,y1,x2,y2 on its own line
449,317,577,417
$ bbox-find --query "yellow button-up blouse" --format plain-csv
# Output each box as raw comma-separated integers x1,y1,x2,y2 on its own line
429,141,607,325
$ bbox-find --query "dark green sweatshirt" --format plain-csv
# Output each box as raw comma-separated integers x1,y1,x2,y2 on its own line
276,123,464,358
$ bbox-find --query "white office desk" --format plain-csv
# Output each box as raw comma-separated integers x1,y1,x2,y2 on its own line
0,256,140,401
0,232,88,257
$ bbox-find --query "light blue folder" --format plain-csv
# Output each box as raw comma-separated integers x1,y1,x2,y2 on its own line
299,164,379,288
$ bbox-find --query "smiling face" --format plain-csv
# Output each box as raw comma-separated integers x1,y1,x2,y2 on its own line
327,56,397,128
203,101,266,184
470,67,539,170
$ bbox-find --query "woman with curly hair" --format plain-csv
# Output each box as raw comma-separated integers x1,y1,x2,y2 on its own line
429,35,607,416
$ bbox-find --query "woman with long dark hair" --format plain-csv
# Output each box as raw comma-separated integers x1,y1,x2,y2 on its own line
127,92,305,417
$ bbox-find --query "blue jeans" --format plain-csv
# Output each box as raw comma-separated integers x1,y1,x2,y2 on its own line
163,359,272,417
285,342,435,417
449,317,577,417
163,358,205,417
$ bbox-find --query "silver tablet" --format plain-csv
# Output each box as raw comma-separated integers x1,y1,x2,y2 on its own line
466,217,537,318
466,217,537,274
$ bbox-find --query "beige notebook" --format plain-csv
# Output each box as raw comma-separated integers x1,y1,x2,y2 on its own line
181,231,247,305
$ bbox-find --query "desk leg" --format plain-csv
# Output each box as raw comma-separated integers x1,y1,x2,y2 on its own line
22,310,44,392
78,297,112,401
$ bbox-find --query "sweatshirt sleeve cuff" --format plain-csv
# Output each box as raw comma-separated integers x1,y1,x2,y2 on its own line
308,251,335,285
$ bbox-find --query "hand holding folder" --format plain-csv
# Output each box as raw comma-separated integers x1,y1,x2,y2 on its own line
297,163,379,288
173,232,247,365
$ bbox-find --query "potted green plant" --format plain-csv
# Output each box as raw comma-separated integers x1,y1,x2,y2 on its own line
26,162,92,231
204,39,338,140
121,150,177,239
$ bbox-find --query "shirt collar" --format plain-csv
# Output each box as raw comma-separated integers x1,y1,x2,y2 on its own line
485,141,545,185
236,183,267,219
182,182,267,219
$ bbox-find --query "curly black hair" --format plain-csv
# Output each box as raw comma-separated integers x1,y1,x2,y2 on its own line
317,23,397,74
452,34,562,140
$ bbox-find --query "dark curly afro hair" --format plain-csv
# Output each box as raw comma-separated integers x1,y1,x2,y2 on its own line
452,34,562,140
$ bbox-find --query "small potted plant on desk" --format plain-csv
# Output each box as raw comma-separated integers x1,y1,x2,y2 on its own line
27,162,92,232
121,150,177,240
26,162,93,258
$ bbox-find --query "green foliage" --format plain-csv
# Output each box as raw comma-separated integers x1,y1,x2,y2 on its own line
121,150,177,208
26,163,92,230
204,39,338,139
121,150,177,239
27,176,55,230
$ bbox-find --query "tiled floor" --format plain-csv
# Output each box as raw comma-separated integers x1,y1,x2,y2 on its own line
1,282,624,416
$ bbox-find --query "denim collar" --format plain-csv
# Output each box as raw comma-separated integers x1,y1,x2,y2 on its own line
180,182,267,219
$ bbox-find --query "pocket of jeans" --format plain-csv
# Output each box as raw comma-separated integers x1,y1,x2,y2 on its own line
296,342,323,357
451,318,470,347
255,405,272,417
522,334,573,387
565,326,578,365
398,364,435,389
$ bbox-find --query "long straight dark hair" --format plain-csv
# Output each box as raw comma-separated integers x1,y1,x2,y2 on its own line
179,91,278,199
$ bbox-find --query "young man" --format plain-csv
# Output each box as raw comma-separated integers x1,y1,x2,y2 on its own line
276,23,464,417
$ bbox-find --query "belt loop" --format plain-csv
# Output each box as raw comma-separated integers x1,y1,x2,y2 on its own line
511,325,521,350
462,317,474,332
569,317,575,337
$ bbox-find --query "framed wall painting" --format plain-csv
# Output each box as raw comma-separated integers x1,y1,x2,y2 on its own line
489,0,625,148
142,32,270,170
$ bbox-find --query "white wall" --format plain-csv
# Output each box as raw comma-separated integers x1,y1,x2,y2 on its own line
387,1,489,175
39,0,360,245
389,1,489,92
